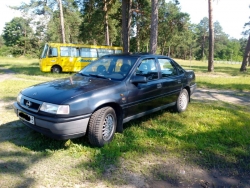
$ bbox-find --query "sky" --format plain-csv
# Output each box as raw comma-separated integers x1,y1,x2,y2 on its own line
167,0,250,39
0,0,30,35
0,0,249,39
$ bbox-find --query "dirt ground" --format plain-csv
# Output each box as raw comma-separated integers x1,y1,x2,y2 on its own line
1,69,250,187
0,68,15,81
192,88,250,110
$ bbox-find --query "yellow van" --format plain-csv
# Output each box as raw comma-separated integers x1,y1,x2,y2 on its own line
39,43,123,73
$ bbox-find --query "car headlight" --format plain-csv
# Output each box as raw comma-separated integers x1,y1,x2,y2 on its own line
40,102,70,114
17,93,23,103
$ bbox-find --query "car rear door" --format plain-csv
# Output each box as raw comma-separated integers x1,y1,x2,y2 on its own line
157,58,184,104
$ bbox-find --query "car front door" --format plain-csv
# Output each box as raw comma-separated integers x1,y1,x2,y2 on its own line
125,58,162,119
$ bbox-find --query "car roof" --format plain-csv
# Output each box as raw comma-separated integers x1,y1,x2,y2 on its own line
103,53,170,59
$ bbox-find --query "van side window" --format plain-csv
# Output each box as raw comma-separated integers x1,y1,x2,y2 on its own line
71,47,79,57
60,47,70,57
48,47,58,57
80,48,98,58
115,49,122,54
97,49,114,57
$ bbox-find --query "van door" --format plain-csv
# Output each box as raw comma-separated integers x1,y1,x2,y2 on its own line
59,46,74,72
47,46,60,72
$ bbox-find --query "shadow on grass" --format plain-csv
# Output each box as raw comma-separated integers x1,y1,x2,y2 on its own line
0,154,36,187
0,119,91,187
75,105,250,187
1,103,250,187
0,121,65,151
30,62,39,66
0,64,10,68
0,120,60,188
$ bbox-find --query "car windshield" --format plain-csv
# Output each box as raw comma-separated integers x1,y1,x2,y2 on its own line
79,56,137,80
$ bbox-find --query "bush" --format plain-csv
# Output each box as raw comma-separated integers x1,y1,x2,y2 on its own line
0,46,12,56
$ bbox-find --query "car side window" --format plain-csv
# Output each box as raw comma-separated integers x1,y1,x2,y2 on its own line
158,59,178,78
136,58,158,80
175,63,185,74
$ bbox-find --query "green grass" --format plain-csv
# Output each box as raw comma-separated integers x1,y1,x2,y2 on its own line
0,57,72,79
0,57,250,187
176,58,250,92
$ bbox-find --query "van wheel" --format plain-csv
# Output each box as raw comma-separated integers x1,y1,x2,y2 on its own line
88,107,117,147
51,66,61,73
175,89,189,113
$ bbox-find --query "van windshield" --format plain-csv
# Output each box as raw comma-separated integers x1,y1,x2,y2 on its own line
40,44,49,59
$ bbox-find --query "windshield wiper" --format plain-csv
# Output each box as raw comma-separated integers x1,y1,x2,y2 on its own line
89,74,109,80
77,72,89,76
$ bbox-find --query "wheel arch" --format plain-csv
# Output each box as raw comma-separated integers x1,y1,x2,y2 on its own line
184,86,191,102
93,102,124,133
51,64,62,73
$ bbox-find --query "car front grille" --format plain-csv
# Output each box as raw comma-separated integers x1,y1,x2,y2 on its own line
20,96,43,112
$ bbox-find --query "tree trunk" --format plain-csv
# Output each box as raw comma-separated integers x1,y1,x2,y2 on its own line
136,13,140,52
149,0,158,54
127,0,132,49
104,0,109,45
201,35,205,60
240,34,250,72
122,0,129,52
57,0,66,43
160,41,166,55
184,50,187,60
24,26,26,55
189,46,192,61
208,0,214,72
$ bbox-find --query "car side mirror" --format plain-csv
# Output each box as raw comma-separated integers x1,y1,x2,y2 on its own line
130,75,147,84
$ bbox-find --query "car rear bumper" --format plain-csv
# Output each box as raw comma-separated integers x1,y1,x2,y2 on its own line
190,83,197,96
13,102,90,140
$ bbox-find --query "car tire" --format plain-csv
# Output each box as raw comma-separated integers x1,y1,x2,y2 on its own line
88,107,117,147
51,65,61,73
175,88,189,113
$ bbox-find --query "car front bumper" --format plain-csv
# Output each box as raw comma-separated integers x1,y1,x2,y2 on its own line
13,102,90,140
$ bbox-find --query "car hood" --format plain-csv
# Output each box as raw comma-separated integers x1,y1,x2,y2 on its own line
21,75,117,104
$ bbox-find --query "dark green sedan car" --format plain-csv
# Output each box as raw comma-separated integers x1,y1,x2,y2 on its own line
14,53,196,147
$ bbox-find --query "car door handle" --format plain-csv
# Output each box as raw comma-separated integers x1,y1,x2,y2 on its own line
157,83,162,88
176,80,181,84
